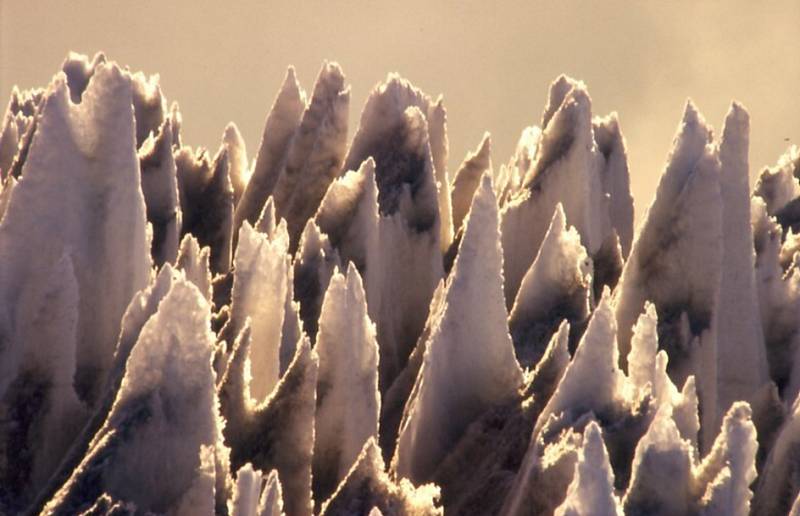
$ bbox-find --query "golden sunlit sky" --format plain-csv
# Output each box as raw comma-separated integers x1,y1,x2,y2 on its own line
2,0,798,228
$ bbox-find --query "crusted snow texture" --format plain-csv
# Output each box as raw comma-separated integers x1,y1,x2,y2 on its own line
138,118,181,266
230,464,284,516
218,328,318,516
61,52,168,152
627,303,701,448
622,407,694,516
271,62,350,251
234,67,306,238
500,426,583,516
223,220,292,402
393,174,523,484
320,438,442,516
0,62,152,410
0,84,44,179
175,142,234,275
614,101,722,450
293,219,339,343
41,278,221,516
508,203,593,367
695,402,757,516
553,422,623,516
0,85,44,180
751,157,800,405
223,122,249,207
451,132,491,234
341,83,444,393
313,264,380,503
25,266,181,515
716,103,770,419
753,145,800,218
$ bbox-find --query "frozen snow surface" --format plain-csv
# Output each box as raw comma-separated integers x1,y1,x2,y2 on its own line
0,53,795,515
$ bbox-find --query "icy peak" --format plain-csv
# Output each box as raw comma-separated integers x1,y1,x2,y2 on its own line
554,422,623,516
313,263,380,502
393,173,523,483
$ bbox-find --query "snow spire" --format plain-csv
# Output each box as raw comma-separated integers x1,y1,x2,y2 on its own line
509,203,593,367
320,438,442,516
500,76,616,309
338,83,444,393
176,233,212,302
716,102,770,417
451,132,492,234
622,407,694,515
393,173,523,484
313,263,380,503
175,141,234,275
41,278,222,515
0,61,152,407
344,74,451,253
554,422,623,516
271,62,350,251
293,218,339,343
534,289,626,438
230,465,284,516
138,118,180,266
694,402,758,516
614,100,722,450
234,66,306,238
225,219,292,402
60,51,107,104
223,122,249,206
255,195,277,236
315,157,379,276
593,112,634,258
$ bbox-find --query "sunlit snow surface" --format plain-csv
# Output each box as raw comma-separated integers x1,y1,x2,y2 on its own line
0,52,798,515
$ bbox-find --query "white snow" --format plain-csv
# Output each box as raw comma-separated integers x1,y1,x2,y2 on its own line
534,289,628,438
450,132,491,234
508,203,592,367
554,422,623,516
321,438,442,516
614,100,722,451
234,67,306,237
344,74,451,253
393,173,523,484
694,402,757,516
138,118,181,266
227,220,292,403
42,278,222,515
622,407,694,516
313,264,380,501
593,113,634,258
0,62,152,407
223,122,249,206
716,102,770,418
271,62,349,250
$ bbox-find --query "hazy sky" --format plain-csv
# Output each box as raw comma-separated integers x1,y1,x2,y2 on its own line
2,1,798,227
